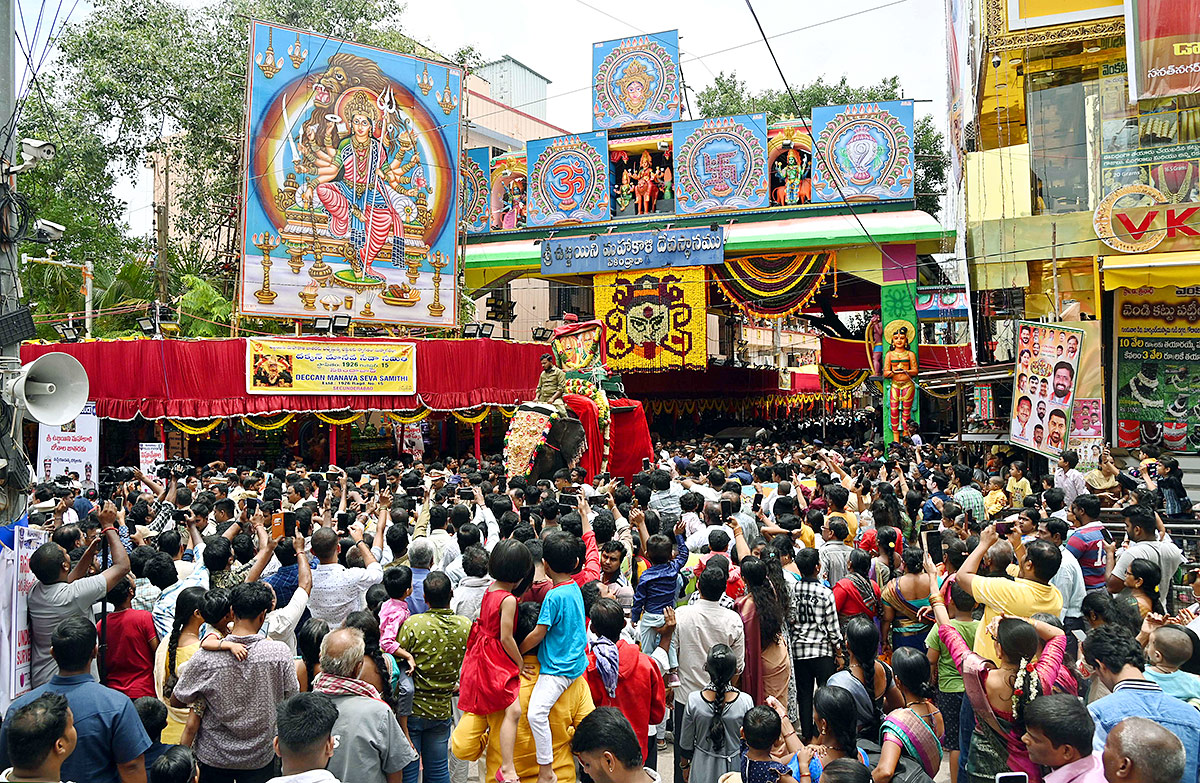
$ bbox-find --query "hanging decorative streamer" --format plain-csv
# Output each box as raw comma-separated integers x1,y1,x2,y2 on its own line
242,413,295,431
644,390,847,417
819,366,871,391
387,409,431,424
452,407,492,424
168,419,222,436
916,382,963,400
714,252,836,318
498,407,517,419
314,411,363,426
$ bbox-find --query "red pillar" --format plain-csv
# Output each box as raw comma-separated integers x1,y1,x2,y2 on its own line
474,422,482,462
328,424,337,467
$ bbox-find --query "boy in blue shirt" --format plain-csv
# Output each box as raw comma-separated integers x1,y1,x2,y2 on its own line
519,529,590,783
632,518,688,686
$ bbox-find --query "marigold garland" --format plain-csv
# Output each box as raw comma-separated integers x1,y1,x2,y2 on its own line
314,411,362,425
452,407,492,424
387,410,430,424
242,413,295,431
168,419,222,436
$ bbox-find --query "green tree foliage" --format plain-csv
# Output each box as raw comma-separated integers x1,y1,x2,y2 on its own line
697,72,947,217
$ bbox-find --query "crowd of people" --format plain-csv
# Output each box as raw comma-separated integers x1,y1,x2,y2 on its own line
2,434,1200,783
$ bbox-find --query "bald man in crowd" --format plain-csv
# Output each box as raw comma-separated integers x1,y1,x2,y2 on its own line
1101,717,1187,783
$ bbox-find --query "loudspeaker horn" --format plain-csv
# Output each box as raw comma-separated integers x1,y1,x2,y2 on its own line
7,352,89,426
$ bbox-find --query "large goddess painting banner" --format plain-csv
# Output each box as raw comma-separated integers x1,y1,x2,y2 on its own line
240,21,462,326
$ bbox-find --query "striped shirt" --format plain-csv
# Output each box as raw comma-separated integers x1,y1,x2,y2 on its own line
1065,522,1108,591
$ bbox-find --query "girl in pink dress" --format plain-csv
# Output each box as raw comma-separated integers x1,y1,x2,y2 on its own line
458,540,534,783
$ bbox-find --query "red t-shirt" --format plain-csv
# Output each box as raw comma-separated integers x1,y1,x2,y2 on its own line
584,640,666,762
96,609,158,699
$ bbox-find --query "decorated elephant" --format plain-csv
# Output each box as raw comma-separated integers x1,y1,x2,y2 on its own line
504,402,588,481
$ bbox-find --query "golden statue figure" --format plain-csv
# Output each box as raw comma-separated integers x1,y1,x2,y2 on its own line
882,320,917,442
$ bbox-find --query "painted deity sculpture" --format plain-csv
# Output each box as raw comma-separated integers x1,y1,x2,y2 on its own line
773,150,810,205
659,166,673,200
882,322,917,442
615,169,634,212
501,179,528,229
634,150,659,214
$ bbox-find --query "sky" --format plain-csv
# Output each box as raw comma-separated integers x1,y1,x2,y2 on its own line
20,0,951,237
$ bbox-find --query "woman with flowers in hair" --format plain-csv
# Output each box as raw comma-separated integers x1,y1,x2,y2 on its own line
922,554,1067,783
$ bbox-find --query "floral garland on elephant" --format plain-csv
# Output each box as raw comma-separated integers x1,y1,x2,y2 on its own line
565,377,612,473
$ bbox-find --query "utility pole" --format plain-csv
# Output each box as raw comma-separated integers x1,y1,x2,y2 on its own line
0,0,19,359
154,150,170,303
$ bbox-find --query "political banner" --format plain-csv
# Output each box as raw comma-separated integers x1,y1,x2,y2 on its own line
540,227,725,276
139,443,165,475
246,339,416,395
10,525,49,700
1010,322,1085,458
1124,0,1200,101
37,401,99,485
1115,285,1200,452
1066,322,1105,471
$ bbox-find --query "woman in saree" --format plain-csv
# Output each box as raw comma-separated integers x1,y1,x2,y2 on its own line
924,554,1068,783
882,547,933,653
872,647,943,783
1084,450,1123,506
736,554,793,706
833,549,882,638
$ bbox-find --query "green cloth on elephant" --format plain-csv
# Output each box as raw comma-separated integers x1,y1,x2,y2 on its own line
536,366,568,416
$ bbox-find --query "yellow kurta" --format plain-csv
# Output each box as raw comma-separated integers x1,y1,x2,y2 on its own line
451,657,595,783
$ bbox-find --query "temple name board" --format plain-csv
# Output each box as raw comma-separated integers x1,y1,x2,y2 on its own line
539,227,725,275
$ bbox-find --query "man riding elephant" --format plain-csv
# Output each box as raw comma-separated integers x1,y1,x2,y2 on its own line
536,353,568,417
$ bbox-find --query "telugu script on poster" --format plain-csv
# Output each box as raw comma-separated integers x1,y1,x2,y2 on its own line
36,401,99,485
1115,286,1200,452
1010,321,1085,459
10,526,49,700
246,339,416,395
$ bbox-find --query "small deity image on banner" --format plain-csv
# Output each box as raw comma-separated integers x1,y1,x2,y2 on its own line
251,352,295,389
594,266,707,372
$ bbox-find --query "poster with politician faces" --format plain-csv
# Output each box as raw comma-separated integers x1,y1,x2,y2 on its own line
1010,321,1085,459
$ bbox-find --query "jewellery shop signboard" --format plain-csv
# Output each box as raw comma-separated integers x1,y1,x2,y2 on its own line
539,226,725,276
1115,288,1200,453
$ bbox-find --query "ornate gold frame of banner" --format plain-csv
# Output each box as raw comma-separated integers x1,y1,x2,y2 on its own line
714,252,836,318
819,366,871,391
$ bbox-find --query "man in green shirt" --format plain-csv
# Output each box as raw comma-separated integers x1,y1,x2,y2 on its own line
394,571,471,783
926,582,979,783
535,354,568,417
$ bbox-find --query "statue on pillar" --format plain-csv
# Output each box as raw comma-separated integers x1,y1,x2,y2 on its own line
882,320,918,443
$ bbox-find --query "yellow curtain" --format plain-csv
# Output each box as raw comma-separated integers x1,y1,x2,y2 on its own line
242,413,295,431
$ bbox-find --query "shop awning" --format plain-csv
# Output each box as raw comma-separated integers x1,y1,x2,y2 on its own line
1102,251,1200,290
20,338,548,421
465,210,953,290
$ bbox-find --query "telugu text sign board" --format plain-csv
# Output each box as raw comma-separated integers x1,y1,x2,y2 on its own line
36,401,99,484
1010,322,1086,459
246,339,416,395
540,227,725,276
139,443,165,475
10,526,49,700
1114,286,1200,452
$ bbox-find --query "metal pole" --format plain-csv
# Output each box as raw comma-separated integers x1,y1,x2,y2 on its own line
84,258,93,338
1051,222,1060,320
0,0,18,359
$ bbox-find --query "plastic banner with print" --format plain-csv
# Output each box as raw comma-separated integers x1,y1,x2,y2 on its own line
1114,285,1200,453
1010,322,1085,458
37,401,99,485
1124,0,1200,101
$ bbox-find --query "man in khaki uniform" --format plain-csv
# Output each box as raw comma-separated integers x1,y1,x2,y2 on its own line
535,353,568,416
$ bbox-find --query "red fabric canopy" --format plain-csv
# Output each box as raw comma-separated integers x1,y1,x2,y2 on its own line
609,399,654,484
622,365,818,398
20,338,549,421
564,393,603,481
819,336,974,372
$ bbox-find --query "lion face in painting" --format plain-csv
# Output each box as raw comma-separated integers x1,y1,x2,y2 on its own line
310,53,389,108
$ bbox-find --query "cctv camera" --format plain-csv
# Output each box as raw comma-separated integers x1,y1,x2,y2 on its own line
992,53,1002,68
32,219,64,243
20,139,55,163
